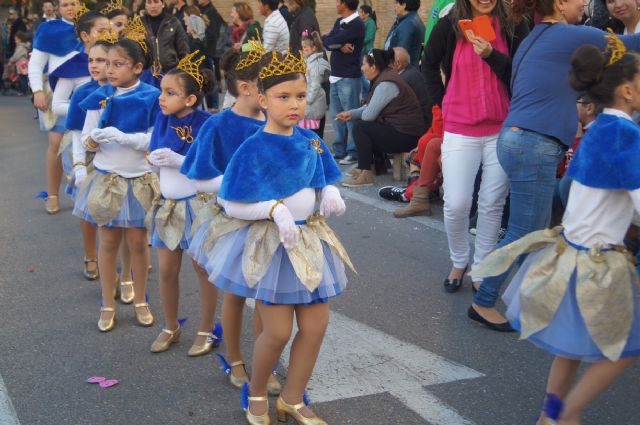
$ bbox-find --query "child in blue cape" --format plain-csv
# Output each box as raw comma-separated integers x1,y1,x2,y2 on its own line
472,39,640,425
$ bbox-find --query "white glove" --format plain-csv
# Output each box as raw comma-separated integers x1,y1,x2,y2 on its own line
319,185,345,218
148,148,185,168
272,203,300,250
74,166,87,188
90,127,116,145
91,127,150,150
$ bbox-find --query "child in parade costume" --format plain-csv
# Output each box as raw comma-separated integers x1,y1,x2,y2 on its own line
180,43,278,389
201,50,354,425
64,34,114,281
471,35,640,425
28,0,85,214
145,51,221,356
73,36,160,332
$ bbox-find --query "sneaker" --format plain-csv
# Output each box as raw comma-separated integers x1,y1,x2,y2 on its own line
339,155,358,165
378,186,408,203
332,152,346,160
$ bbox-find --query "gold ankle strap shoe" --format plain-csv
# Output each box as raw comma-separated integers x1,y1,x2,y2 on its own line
150,326,181,353
187,331,216,357
134,302,154,327
228,360,249,388
119,281,135,304
276,396,327,425
98,307,116,332
246,395,271,425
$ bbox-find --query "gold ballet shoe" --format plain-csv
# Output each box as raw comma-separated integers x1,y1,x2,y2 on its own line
187,331,217,357
45,195,60,214
276,396,327,425
267,373,282,396
150,326,181,353
119,280,135,304
228,360,250,388
83,257,99,280
134,302,154,327
246,395,271,425
98,307,116,332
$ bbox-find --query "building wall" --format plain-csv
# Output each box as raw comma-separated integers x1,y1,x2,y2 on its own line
212,0,435,48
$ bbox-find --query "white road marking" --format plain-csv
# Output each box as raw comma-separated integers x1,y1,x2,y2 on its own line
341,189,446,234
247,301,483,424
0,373,20,425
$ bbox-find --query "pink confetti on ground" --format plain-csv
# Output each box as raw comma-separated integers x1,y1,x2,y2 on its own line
86,377,106,384
99,379,119,388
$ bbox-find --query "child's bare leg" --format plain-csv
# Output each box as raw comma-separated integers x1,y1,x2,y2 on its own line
536,356,581,425
81,220,98,274
193,261,218,345
98,227,122,318
120,230,133,281
125,228,150,307
156,248,182,338
222,291,248,377
45,131,63,210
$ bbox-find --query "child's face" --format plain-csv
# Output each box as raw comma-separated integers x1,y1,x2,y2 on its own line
59,0,79,22
89,45,109,83
110,14,128,35
258,76,307,131
629,72,640,112
301,42,315,58
358,9,368,20
81,17,110,49
576,99,595,125
159,74,196,116
106,46,143,88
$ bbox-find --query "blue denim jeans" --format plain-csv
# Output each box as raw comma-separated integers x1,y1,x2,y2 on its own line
474,126,565,308
329,77,361,157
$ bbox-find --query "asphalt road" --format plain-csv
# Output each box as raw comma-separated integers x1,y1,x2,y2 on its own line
0,95,638,425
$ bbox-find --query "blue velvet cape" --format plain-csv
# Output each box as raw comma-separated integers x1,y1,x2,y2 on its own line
219,126,342,202
79,82,160,132
567,113,640,190
33,19,80,57
65,79,100,131
149,109,211,156
48,52,89,91
180,108,265,180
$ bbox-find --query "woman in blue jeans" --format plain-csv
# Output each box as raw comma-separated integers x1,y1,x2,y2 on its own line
468,0,640,331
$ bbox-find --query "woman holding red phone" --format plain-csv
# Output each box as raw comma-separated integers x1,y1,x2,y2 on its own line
422,0,529,314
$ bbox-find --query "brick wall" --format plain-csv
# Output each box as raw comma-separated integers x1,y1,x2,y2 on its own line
211,0,435,48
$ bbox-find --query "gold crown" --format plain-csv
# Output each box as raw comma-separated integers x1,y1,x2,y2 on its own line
101,0,124,15
95,27,119,44
177,50,206,89
605,28,627,67
236,37,267,71
72,3,90,25
258,50,307,80
121,16,148,54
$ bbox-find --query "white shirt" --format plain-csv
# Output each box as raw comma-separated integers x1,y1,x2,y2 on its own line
329,12,360,84
563,108,640,247
51,76,91,117
27,18,76,92
220,188,317,222
81,81,153,178
263,10,290,54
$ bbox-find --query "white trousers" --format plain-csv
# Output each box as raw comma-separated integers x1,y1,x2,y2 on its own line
441,131,509,270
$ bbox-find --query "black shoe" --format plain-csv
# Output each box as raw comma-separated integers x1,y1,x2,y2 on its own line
378,186,408,203
467,305,516,332
443,266,468,293
332,152,346,160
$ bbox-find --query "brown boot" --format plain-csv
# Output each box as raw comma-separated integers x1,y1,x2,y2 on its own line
393,185,432,217
342,169,375,187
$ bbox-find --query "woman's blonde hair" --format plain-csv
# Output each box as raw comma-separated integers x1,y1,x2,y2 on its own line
233,2,254,21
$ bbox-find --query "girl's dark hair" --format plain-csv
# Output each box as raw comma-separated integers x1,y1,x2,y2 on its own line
451,0,514,39
92,40,112,52
397,0,420,12
569,44,640,106
257,51,306,93
220,48,262,96
111,38,153,70
301,31,325,54
105,7,130,20
14,30,26,42
360,5,376,23
165,66,215,106
76,10,107,39
364,48,394,71
511,0,554,24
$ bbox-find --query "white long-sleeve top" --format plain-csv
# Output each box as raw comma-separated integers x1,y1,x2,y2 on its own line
159,167,197,200
81,81,152,178
52,76,91,117
219,188,317,222
27,19,77,92
563,109,640,247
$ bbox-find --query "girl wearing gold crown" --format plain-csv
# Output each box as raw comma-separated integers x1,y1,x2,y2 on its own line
73,36,160,332
28,0,83,214
194,50,353,425
471,37,640,425
180,44,278,390
144,52,222,356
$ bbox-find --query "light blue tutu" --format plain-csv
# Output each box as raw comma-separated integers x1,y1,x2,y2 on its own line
503,250,640,362
38,112,65,133
149,197,198,250
188,222,348,305
60,141,77,199
72,170,148,228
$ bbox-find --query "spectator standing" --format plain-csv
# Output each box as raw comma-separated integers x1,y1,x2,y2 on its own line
33,1,57,33
392,47,431,127
603,0,640,34
142,0,190,74
321,0,365,163
340,49,426,187
6,8,27,59
183,6,208,52
384,0,425,67
171,0,188,29
300,31,330,137
198,0,224,108
285,0,320,53
359,5,376,53
422,0,528,304
230,2,259,47
260,0,290,53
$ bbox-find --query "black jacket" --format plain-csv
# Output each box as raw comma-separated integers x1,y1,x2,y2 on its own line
142,12,189,72
400,64,432,128
422,16,529,109
289,6,319,52
200,3,223,58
